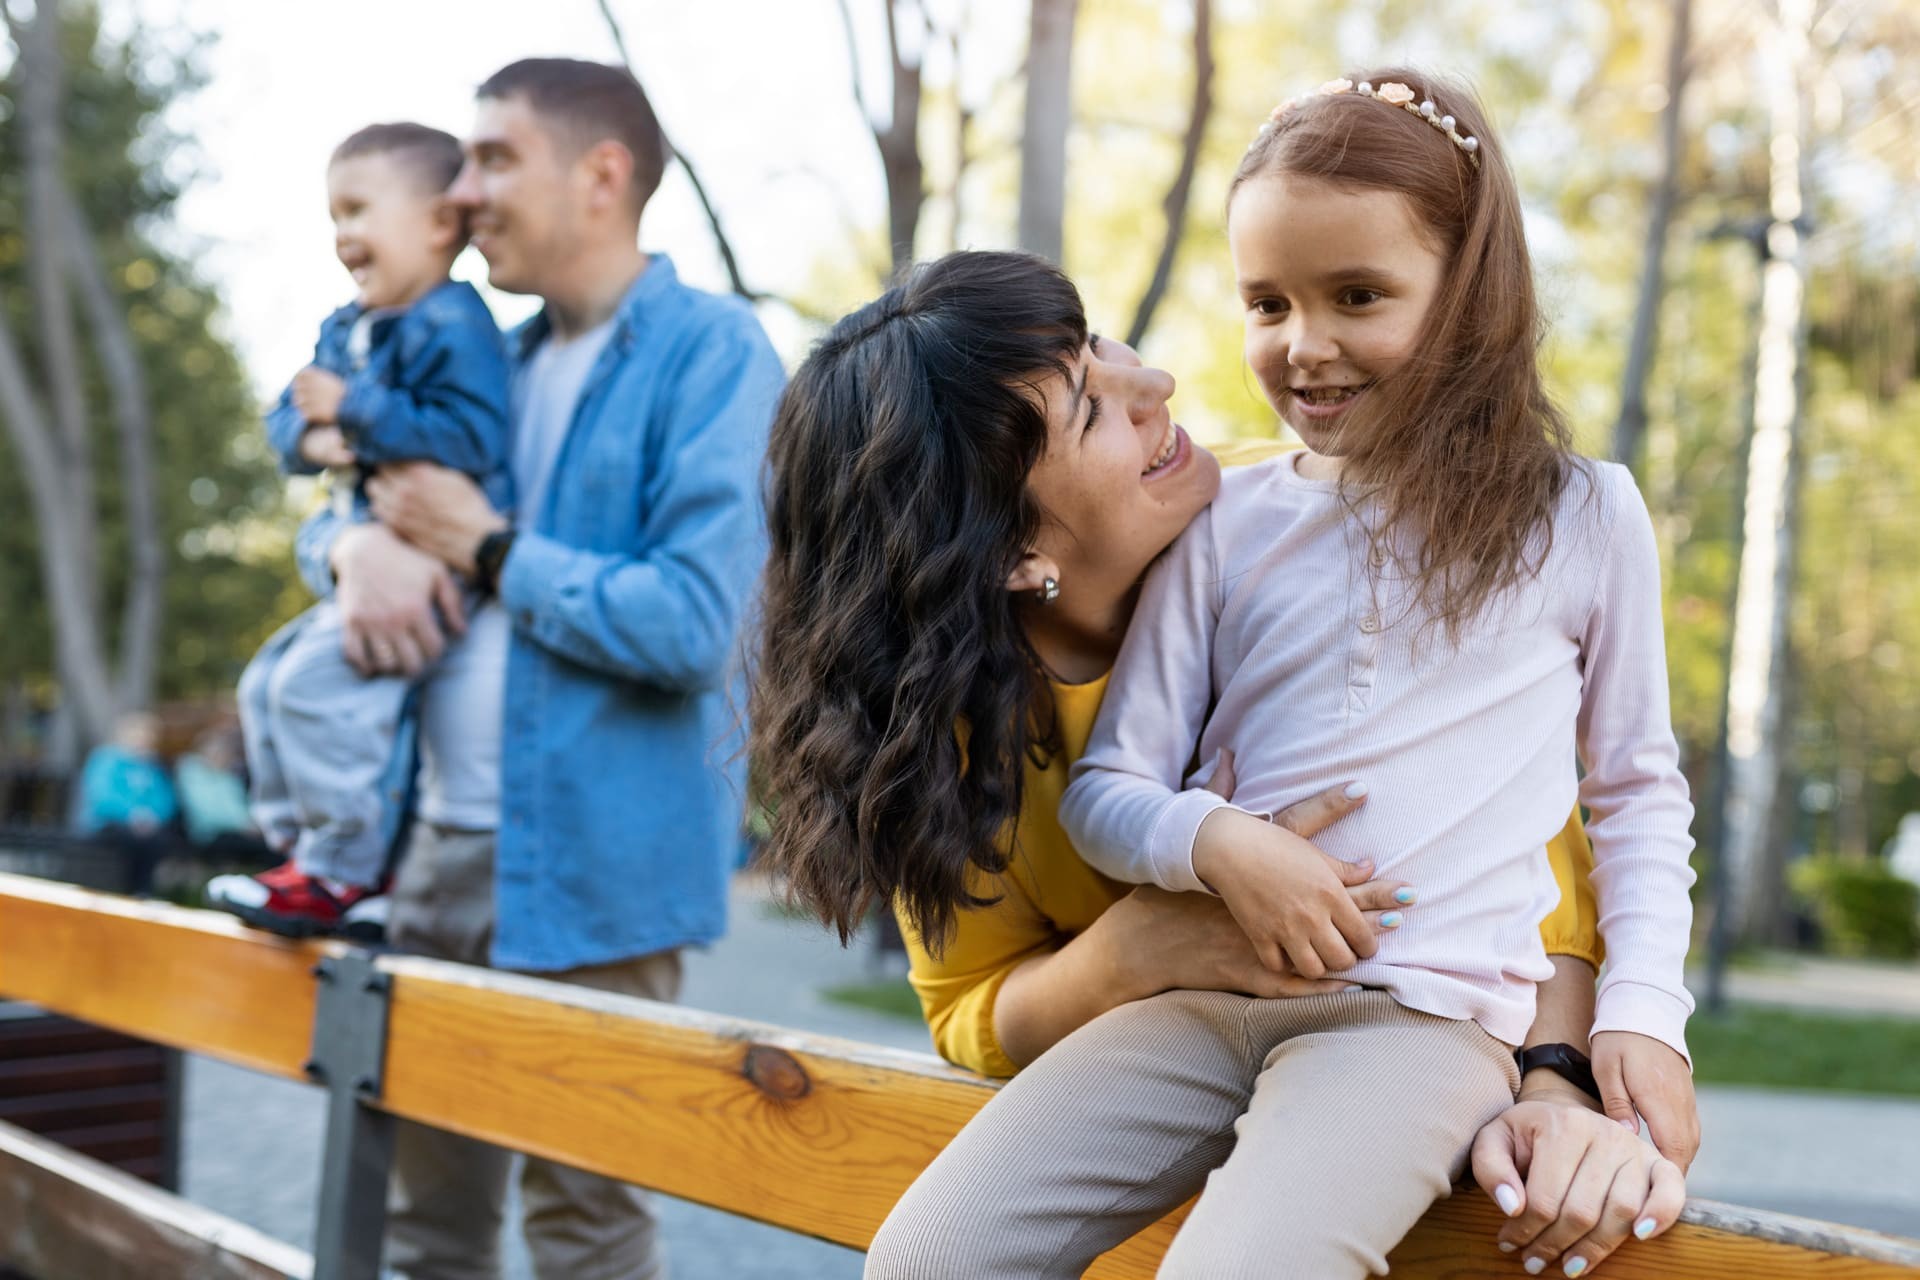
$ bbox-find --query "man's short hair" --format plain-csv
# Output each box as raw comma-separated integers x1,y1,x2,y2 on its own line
330,122,465,193
476,58,668,213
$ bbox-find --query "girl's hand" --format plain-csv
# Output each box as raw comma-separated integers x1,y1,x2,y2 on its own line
1191,807,1398,978
1593,1030,1701,1171
1472,1094,1686,1277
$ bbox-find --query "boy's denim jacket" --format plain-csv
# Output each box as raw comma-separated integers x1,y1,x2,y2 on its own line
293,257,785,971
267,279,513,511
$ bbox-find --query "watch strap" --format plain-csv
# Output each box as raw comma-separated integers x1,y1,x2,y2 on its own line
1514,1042,1601,1104
474,528,516,596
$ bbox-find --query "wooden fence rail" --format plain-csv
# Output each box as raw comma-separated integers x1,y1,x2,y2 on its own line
3,871,1919,1279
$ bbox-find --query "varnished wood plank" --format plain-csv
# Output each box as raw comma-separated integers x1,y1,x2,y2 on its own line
377,957,1920,1279
0,1118,310,1280
3,875,1916,1277
0,872,323,1081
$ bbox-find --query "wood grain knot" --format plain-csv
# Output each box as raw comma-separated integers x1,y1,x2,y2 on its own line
742,1044,811,1101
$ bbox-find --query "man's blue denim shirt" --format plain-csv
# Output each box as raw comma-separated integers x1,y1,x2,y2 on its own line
296,257,784,970
269,278,513,511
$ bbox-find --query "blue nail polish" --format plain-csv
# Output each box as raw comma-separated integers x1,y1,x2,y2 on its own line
1564,1258,1588,1278
1381,912,1403,928
1394,887,1416,904
1634,1217,1658,1240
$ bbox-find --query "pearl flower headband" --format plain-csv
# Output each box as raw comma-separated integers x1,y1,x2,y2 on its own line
1255,78,1481,168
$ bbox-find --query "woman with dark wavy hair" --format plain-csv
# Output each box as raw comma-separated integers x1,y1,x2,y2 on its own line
750,250,1690,1277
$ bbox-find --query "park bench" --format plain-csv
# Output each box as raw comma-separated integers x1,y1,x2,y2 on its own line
1,871,1917,1280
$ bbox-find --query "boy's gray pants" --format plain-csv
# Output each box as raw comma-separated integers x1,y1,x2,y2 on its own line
238,597,421,885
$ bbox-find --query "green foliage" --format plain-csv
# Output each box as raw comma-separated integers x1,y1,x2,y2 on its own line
820,978,925,1022
1690,1004,1920,1096
1789,856,1920,960
0,6,295,705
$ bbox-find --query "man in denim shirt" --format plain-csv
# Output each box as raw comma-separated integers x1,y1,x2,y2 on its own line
296,61,783,1278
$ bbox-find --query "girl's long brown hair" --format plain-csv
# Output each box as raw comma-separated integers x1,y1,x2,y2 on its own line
1232,68,1577,637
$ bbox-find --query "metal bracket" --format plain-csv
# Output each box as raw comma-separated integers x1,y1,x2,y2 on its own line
306,948,395,1280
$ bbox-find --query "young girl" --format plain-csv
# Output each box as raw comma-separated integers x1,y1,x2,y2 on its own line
1048,69,1696,1274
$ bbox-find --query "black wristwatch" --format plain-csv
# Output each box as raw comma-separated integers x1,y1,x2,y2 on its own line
474,527,516,596
1515,1043,1601,1104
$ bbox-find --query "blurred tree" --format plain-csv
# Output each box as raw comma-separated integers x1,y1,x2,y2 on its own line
1613,0,1693,467
1019,0,1078,262
0,2,286,764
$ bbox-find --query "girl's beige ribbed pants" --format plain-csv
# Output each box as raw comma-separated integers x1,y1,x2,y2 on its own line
866,988,1519,1279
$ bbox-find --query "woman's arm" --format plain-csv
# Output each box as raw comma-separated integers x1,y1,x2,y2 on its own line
994,887,1357,1068
996,777,1390,1068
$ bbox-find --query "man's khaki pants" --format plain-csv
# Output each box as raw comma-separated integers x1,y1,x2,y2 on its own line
383,823,682,1280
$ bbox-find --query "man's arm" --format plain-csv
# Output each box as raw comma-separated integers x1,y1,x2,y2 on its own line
498,325,784,690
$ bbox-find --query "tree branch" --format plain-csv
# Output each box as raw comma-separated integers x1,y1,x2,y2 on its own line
834,0,874,126
1124,0,1212,350
58,183,163,712
595,0,756,300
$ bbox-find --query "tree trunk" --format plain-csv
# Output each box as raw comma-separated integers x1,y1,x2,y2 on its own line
1612,0,1693,467
1017,0,1078,264
10,0,116,749
878,0,926,280
18,1,100,602
0,314,117,747
836,0,928,282
1713,0,1814,949
1124,0,1212,350
59,186,163,714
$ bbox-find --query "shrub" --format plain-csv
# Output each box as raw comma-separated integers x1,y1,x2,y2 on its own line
1789,855,1920,960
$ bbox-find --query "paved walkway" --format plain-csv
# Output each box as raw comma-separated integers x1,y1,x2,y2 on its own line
1688,952,1920,1018
181,879,1920,1278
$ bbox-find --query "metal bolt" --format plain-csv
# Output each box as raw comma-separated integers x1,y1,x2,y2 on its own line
311,961,333,982
304,1058,327,1083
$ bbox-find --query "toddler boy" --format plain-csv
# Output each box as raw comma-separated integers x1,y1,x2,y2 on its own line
207,122,510,938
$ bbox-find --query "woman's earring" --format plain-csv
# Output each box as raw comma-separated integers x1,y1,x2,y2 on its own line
1038,576,1061,604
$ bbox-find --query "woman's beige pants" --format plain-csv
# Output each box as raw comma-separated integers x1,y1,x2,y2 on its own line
865,988,1519,1279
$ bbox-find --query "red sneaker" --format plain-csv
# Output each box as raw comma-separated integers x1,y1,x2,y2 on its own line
206,861,387,941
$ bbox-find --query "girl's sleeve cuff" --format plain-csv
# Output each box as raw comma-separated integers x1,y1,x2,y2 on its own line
1149,790,1271,895
1593,979,1694,1067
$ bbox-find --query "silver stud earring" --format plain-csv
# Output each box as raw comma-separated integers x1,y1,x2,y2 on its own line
1039,576,1060,604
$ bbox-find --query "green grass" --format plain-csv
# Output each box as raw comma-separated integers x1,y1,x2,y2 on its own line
812,987,1920,1097
1689,1005,1920,1096
820,978,924,1021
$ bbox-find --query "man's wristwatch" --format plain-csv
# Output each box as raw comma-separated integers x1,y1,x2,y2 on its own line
1515,1043,1601,1104
474,527,516,597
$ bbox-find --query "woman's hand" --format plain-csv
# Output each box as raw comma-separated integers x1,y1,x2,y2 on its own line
1472,1089,1687,1277
1593,1030,1700,1171
331,522,467,676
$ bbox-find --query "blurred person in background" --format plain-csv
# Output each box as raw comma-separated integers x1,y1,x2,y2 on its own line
73,711,177,896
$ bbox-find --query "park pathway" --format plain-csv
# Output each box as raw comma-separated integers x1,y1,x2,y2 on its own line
181,877,1920,1277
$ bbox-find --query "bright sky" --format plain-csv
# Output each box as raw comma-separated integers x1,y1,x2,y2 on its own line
108,0,1022,393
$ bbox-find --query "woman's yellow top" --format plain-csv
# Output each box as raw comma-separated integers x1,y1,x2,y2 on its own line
899,438,1605,1079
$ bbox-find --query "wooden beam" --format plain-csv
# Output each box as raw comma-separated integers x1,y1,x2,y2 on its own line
376,956,1920,1279
0,1118,310,1280
0,872,323,1081
4,875,1918,1278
